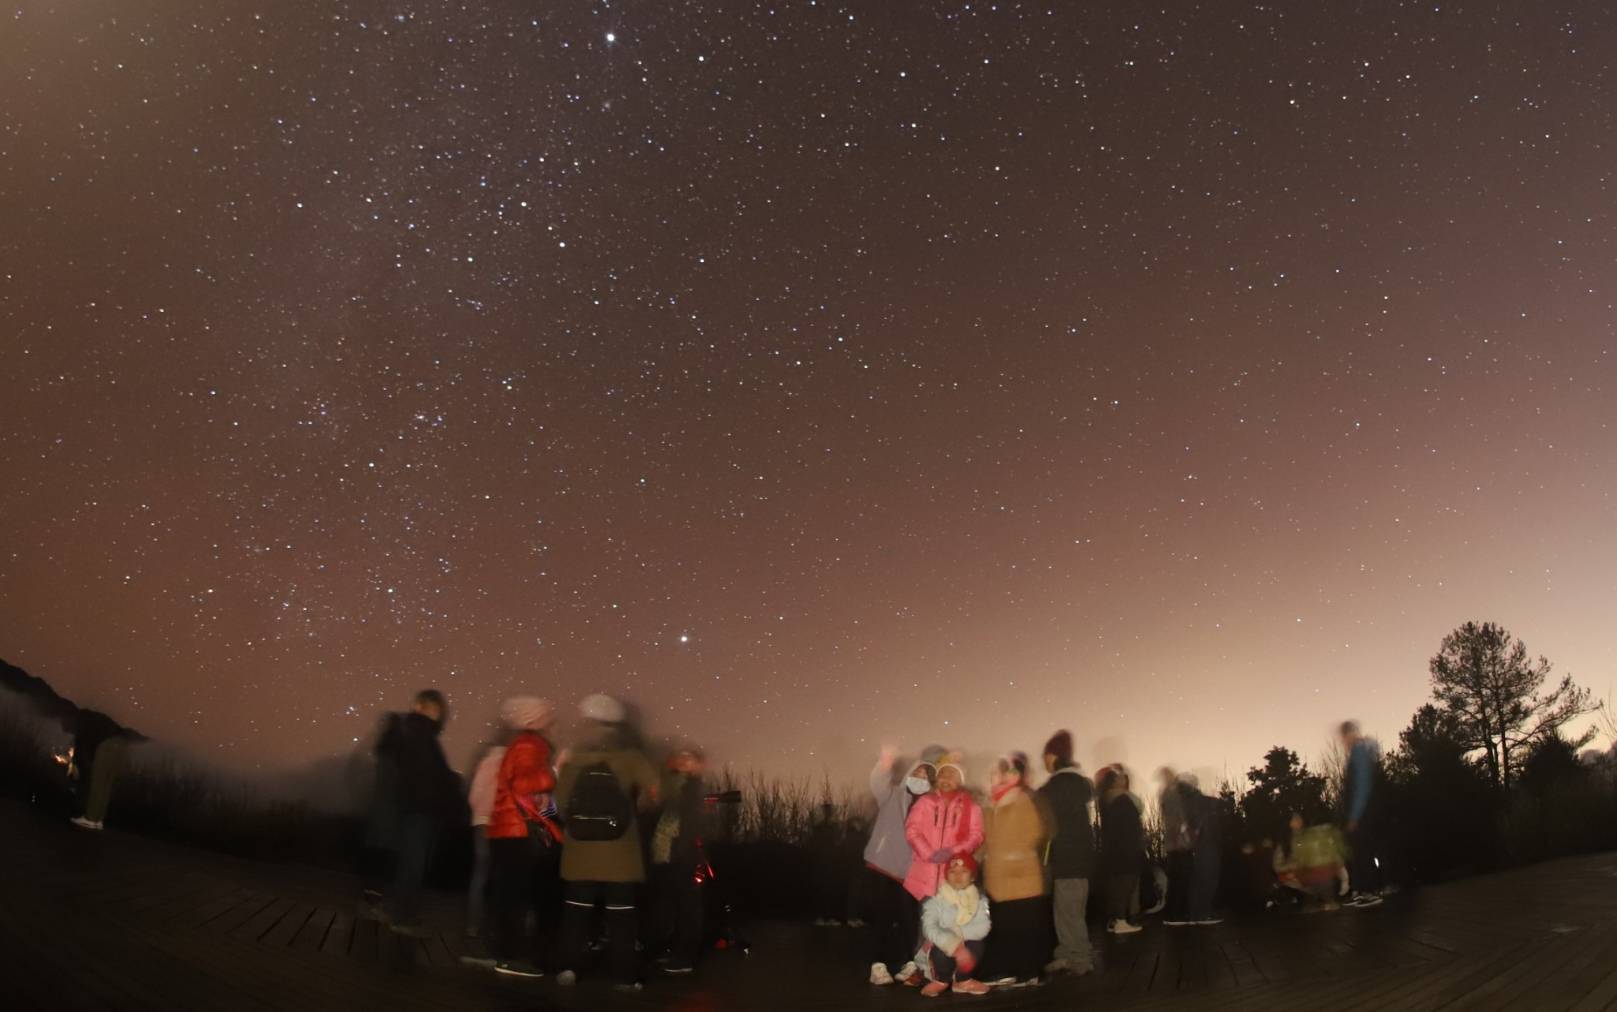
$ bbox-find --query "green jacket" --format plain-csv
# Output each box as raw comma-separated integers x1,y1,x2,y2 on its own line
556,733,658,883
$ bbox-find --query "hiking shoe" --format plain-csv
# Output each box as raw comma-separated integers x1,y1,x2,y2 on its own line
954,979,991,996
1112,920,1143,935
870,962,895,986
69,816,101,831
494,960,545,978
555,970,577,987
920,980,949,997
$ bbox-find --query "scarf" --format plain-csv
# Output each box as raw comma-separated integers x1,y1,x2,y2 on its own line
937,881,980,928
990,782,1022,806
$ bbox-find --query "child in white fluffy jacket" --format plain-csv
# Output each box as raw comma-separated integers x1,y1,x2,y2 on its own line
916,852,992,997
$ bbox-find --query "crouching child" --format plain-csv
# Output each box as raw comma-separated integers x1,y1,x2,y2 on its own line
917,853,991,997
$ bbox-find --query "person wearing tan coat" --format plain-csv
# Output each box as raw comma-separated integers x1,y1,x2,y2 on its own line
978,752,1054,985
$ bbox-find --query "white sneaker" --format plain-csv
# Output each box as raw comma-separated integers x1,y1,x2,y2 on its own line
870,962,894,986
1112,920,1143,935
896,961,919,982
69,816,102,831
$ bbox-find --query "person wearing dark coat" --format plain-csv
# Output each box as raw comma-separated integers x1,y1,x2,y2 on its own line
370,689,462,934
1180,775,1223,924
1039,731,1096,974
1097,765,1143,935
649,747,709,975
64,709,131,830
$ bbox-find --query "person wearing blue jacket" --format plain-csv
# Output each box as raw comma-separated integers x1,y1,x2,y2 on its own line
1338,721,1385,907
862,743,943,986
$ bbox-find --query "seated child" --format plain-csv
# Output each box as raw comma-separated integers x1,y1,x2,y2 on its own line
1273,813,1349,910
916,853,991,997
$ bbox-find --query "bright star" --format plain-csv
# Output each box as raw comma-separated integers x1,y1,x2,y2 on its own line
605,32,616,43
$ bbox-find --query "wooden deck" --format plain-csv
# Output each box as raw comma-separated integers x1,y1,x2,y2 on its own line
4,799,1617,1010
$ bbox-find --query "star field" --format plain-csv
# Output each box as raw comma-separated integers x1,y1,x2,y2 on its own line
2,1,1613,778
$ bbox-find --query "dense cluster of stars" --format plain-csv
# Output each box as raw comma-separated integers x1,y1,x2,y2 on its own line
2,2,1611,779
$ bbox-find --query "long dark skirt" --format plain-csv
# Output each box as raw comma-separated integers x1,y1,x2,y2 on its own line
980,894,1053,982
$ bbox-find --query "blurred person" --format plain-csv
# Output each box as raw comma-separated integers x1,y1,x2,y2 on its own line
810,801,846,926
1338,720,1385,907
979,752,1052,988
1040,731,1096,975
1272,812,1349,912
649,745,708,976
1180,773,1223,925
485,696,561,978
862,744,942,986
61,708,131,831
1097,765,1143,935
916,853,992,997
370,689,462,935
903,754,985,910
554,693,659,992
464,735,509,939
1157,767,1194,926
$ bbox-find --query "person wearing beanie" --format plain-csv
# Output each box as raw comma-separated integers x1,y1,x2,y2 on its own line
979,752,1054,987
1040,731,1096,975
483,696,561,977
554,694,659,991
903,752,984,905
915,853,991,997
862,744,942,986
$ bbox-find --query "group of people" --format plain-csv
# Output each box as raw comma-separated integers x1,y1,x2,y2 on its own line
361,688,712,993
858,721,1385,998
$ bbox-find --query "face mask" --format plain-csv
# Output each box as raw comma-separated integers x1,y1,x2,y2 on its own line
905,776,932,796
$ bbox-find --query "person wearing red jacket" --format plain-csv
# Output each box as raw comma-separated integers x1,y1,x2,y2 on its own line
485,696,560,978
903,755,985,904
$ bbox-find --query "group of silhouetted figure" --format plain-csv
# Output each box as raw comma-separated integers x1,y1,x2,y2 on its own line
54,687,1388,997
349,685,1390,997
854,720,1388,997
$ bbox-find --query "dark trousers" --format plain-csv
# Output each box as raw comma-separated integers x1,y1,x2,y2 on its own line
1164,850,1192,920
1187,843,1220,920
928,938,985,984
652,863,704,964
560,880,638,984
862,868,920,970
490,835,561,963
390,812,439,923
1106,873,1139,924
1347,821,1382,894
981,894,1052,982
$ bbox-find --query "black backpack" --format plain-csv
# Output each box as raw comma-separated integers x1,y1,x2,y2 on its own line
566,760,633,841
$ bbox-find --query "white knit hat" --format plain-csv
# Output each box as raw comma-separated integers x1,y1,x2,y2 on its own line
579,693,625,724
501,696,554,731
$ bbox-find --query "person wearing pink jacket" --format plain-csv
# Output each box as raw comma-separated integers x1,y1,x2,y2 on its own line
903,755,985,902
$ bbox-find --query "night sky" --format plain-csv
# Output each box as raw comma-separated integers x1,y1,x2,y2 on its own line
3,2,1613,782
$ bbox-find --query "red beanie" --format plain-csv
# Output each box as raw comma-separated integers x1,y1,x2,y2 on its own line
946,852,979,877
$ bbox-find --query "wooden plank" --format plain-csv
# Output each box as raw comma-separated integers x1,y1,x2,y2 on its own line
319,908,355,957
229,896,297,942
261,901,317,948
291,906,337,953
